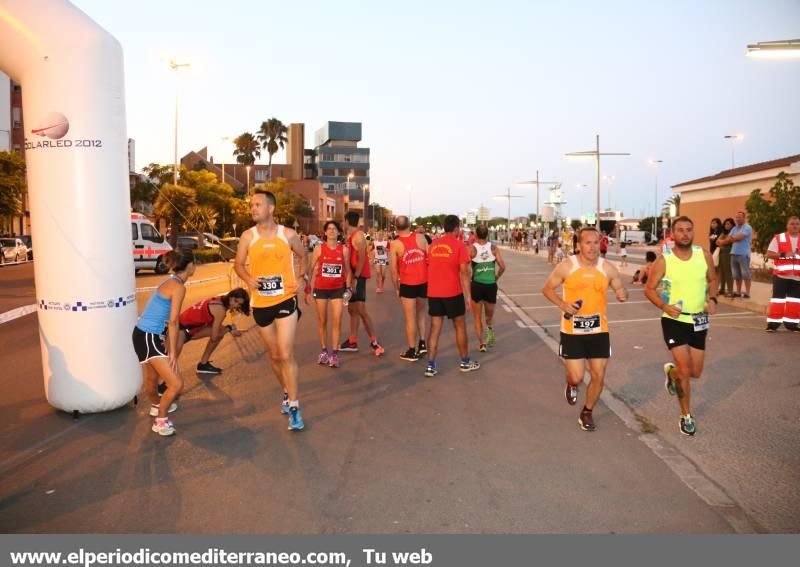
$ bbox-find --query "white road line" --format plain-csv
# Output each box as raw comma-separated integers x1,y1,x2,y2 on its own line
0,274,231,325
499,288,758,533
502,305,512,313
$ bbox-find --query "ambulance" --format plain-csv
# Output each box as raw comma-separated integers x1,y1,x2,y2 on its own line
131,212,172,273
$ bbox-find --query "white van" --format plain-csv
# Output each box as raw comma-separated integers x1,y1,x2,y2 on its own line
620,230,654,245
131,212,172,273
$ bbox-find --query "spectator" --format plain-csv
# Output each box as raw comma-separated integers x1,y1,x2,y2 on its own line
632,250,657,285
619,241,628,267
599,231,609,258
708,217,723,254
717,218,735,297
765,216,800,332
725,211,753,298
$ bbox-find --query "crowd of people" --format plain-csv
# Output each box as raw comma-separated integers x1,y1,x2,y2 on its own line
132,190,794,440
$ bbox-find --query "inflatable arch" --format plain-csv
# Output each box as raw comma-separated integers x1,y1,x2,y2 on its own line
0,0,140,412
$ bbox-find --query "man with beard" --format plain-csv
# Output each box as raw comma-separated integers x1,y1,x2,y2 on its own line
645,216,718,436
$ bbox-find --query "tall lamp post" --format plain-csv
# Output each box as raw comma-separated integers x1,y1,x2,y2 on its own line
648,159,663,240
746,39,800,58
169,59,191,185
245,164,251,195
565,135,630,230
364,183,370,228
219,135,230,185
723,134,743,169
495,188,523,230
516,170,558,221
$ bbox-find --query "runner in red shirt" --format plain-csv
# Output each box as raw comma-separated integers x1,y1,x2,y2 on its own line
340,211,384,356
424,215,480,377
389,215,429,361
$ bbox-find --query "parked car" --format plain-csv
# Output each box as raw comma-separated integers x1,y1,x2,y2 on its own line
176,235,203,253
19,235,33,260
219,237,240,261
0,238,29,264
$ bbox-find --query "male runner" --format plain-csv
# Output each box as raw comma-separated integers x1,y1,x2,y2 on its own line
645,216,717,436
469,225,506,352
389,215,429,361
372,231,390,293
340,211,384,355
542,227,628,431
234,190,307,431
425,215,480,377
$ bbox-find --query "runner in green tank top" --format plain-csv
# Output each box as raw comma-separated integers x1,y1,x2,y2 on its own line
468,225,506,352
645,216,718,437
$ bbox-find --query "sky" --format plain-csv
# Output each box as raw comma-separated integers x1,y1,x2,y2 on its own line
73,0,800,221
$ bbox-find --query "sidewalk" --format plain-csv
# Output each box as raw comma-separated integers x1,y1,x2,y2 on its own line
496,244,769,316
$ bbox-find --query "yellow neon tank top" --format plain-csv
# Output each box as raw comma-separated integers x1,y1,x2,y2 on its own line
247,225,297,308
661,245,708,324
560,255,609,335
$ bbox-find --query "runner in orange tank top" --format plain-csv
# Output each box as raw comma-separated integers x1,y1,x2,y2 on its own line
234,190,308,431
542,226,627,432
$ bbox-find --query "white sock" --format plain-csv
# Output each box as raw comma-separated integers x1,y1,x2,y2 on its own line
289,400,300,408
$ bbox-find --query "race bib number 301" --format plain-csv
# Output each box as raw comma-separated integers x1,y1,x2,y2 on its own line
322,263,343,278
572,314,602,334
257,275,285,297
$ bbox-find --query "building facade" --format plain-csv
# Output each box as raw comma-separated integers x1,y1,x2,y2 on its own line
672,154,800,251
1,72,30,236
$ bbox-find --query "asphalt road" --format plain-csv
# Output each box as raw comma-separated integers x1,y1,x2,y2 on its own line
0,255,796,533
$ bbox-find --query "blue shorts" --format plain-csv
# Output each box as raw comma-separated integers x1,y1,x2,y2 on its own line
731,254,751,280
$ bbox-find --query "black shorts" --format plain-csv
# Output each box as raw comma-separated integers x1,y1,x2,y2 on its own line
399,282,428,299
313,287,345,300
559,332,611,360
428,295,466,319
253,296,301,327
661,317,707,351
470,282,498,304
350,277,368,303
132,326,168,363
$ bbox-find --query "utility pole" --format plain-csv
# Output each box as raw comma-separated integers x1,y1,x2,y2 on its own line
517,170,559,222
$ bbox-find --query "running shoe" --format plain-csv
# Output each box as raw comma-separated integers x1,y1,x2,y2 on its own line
152,418,175,436
486,326,495,347
318,349,330,365
424,364,438,378
149,402,178,417
459,360,481,373
288,407,305,431
765,325,778,333
479,343,488,353
663,362,678,396
281,401,290,415
417,340,428,355
565,384,578,406
376,287,383,294
400,348,421,362
578,409,596,431
371,341,385,357
196,361,222,375
679,414,696,436
339,339,359,352
328,352,340,368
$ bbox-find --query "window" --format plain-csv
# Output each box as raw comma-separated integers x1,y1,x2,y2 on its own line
140,223,161,242
12,108,21,128
321,168,335,176
131,223,139,240
343,155,351,162
354,169,368,177
321,153,334,162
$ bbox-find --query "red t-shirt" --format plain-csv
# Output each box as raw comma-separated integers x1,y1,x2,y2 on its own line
179,296,222,336
398,233,428,285
427,234,469,298
347,231,371,279
315,242,346,290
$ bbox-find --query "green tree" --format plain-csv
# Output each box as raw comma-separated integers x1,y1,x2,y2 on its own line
746,172,800,255
142,162,175,186
662,193,681,217
130,180,157,211
185,205,219,233
257,118,288,181
228,198,252,236
261,178,312,228
0,151,27,218
153,184,197,245
233,132,260,165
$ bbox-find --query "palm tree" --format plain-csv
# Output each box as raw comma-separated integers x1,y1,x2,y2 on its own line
232,133,260,166
662,193,681,216
256,118,288,181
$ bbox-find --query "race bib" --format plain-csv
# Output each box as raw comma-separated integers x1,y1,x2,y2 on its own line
692,312,709,332
257,275,285,297
572,314,602,334
322,263,343,278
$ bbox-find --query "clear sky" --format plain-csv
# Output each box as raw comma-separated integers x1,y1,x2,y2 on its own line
73,0,800,221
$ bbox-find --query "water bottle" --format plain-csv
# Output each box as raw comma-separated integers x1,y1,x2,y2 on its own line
564,299,583,320
343,288,353,306
674,300,683,315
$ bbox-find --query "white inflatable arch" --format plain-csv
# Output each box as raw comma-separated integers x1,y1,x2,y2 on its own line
0,0,140,412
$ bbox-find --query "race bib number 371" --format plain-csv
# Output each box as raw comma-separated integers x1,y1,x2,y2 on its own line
257,275,285,297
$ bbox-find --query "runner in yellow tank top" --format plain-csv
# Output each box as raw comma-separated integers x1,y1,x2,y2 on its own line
645,216,718,437
234,190,308,431
543,227,628,432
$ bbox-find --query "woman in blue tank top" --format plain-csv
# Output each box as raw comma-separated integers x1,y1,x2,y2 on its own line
132,250,195,437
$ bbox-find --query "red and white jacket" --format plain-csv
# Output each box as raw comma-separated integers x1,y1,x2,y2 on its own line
773,232,800,278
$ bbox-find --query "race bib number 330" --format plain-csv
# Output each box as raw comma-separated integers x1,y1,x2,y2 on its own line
257,275,285,297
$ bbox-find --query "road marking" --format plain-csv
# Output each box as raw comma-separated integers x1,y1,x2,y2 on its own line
0,275,230,325
499,288,762,533
502,305,512,313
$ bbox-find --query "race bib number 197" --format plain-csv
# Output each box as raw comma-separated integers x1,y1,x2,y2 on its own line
257,275,285,297
572,314,601,334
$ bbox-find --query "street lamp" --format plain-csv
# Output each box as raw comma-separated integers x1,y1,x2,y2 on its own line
649,159,663,240
169,59,191,186
746,39,800,59
565,135,630,230
723,134,744,169
220,136,230,185
245,164,251,195
517,170,558,221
